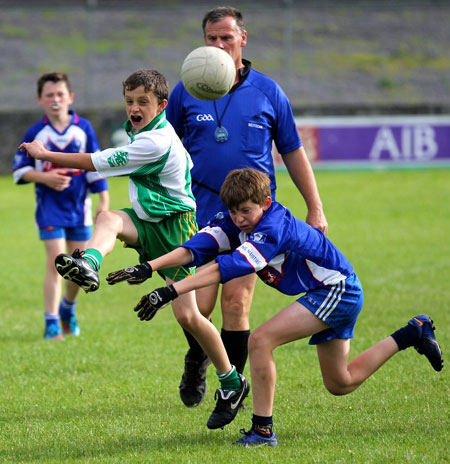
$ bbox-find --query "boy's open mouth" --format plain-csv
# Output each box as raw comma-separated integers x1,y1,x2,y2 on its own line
130,115,142,123
51,104,60,110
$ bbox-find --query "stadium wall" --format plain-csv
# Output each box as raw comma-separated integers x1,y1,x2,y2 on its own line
4,108,450,175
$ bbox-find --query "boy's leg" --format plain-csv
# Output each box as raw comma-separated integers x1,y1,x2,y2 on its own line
43,238,66,340
178,262,218,407
170,283,249,429
317,314,443,395
55,211,139,292
316,337,398,395
250,302,328,416
179,271,255,407
235,302,326,447
58,239,87,336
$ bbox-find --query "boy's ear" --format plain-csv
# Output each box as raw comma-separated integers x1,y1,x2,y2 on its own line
263,196,272,210
158,99,168,113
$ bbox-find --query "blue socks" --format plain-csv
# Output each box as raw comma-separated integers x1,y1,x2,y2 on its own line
391,324,419,351
252,414,274,437
59,297,77,321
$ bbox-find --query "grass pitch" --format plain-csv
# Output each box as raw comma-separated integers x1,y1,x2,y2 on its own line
0,169,449,463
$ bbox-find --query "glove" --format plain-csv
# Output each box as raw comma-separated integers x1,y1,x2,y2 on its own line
134,284,178,321
106,262,153,285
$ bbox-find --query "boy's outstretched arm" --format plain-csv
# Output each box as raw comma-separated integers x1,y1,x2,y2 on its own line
133,263,222,322
20,140,96,171
106,246,194,286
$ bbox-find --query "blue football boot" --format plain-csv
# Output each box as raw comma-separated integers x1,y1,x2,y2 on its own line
234,429,278,447
409,314,443,372
61,315,81,336
44,324,64,341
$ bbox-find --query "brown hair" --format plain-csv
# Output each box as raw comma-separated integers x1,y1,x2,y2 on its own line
122,69,168,102
202,6,245,35
220,168,271,210
37,72,72,97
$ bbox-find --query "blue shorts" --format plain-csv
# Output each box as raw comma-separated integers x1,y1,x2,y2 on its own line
39,225,92,241
298,273,364,345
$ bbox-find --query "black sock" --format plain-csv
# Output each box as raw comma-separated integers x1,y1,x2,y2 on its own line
221,328,250,375
182,328,207,362
391,324,419,351
252,414,273,436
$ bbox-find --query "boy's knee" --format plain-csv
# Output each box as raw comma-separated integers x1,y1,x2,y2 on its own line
248,329,266,353
174,310,197,331
97,210,117,224
323,379,351,396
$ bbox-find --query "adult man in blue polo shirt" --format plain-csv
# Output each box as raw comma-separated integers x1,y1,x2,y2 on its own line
166,5,328,408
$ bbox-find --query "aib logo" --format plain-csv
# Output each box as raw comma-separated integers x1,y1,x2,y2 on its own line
369,125,438,161
196,114,214,122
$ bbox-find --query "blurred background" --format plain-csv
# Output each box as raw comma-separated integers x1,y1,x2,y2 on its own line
2,0,450,171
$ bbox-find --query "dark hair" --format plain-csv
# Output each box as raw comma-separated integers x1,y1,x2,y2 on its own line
122,69,168,102
37,72,72,97
202,6,245,35
220,168,271,210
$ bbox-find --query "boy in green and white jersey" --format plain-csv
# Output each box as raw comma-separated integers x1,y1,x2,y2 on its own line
20,69,249,430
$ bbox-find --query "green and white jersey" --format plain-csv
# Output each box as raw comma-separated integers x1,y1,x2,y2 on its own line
91,111,196,222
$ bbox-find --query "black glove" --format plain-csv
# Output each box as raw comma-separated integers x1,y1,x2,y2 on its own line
134,284,179,321
106,262,153,285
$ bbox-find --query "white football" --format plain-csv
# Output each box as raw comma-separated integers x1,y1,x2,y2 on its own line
181,46,236,101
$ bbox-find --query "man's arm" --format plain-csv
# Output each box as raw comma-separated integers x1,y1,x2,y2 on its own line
282,146,328,234
20,140,96,171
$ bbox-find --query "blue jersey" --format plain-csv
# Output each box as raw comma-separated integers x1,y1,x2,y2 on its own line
166,63,302,226
13,111,108,229
182,202,353,296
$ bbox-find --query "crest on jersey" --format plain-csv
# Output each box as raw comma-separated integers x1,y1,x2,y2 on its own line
258,268,281,287
251,232,267,243
107,150,129,167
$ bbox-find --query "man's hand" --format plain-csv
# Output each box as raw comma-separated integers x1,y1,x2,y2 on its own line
306,208,328,235
134,285,178,321
106,262,153,285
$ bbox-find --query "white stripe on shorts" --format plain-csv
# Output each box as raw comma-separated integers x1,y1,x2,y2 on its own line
315,280,346,321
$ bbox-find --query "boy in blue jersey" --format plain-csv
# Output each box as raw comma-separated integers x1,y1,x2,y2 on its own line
167,6,328,408
20,70,249,430
13,72,109,340
106,168,443,447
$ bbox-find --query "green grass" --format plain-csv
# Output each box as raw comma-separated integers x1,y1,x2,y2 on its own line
0,170,449,463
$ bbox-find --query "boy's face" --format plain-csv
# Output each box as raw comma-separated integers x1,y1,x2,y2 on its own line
37,81,74,118
124,85,167,132
229,197,271,234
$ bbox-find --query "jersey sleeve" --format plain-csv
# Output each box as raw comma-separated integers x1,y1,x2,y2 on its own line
91,132,169,178
13,128,37,184
166,81,185,139
87,171,108,193
83,119,101,153
181,211,240,266
82,121,108,192
272,84,302,155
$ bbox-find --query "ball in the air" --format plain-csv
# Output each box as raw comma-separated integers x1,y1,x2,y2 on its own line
181,46,235,101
